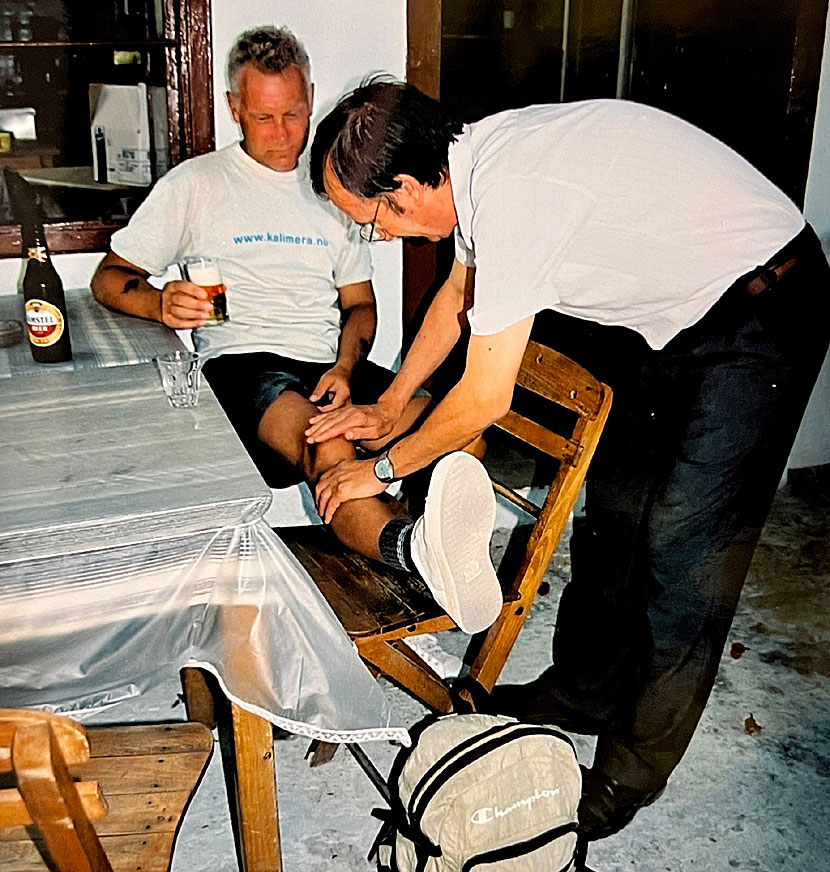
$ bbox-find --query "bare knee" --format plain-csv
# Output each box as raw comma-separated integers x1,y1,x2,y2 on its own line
256,391,316,469
258,393,357,480
307,434,355,482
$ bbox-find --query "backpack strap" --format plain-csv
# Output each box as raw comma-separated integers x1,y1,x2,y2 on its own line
368,808,395,867
460,821,580,872
369,805,443,872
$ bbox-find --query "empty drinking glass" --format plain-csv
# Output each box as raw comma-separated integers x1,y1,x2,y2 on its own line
155,350,201,408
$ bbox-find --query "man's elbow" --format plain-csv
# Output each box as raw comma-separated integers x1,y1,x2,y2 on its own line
464,382,513,428
91,251,135,307
487,394,513,424
90,257,108,303
350,300,377,318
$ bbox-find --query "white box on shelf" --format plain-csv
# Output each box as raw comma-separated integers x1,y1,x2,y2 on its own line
89,83,152,187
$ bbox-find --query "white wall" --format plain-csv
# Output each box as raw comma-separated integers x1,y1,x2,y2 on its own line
211,2,407,368
1,251,103,295
805,7,830,256
791,6,830,469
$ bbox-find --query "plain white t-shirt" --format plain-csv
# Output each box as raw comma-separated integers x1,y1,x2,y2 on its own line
111,143,372,362
450,100,804,350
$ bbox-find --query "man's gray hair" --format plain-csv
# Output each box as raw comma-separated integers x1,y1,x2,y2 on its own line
227,26,311,94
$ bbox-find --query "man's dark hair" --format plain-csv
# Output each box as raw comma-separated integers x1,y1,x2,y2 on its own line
310,78,463,201
227,26,310,93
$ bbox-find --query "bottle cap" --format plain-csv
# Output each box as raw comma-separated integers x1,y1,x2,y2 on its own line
0,319,24,347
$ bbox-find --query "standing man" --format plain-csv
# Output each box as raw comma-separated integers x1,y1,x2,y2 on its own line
91,34,503,637
305,80,830,841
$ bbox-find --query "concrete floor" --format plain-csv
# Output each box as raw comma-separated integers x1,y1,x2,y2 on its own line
102,463,829,872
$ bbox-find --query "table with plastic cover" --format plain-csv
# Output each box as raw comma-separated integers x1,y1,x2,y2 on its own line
0,286,183,378
0,300,408,871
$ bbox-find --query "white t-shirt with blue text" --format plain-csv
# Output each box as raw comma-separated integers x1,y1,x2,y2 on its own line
111,143,372,362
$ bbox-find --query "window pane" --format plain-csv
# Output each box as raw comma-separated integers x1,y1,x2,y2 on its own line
1,1,171,227
1,1,165,43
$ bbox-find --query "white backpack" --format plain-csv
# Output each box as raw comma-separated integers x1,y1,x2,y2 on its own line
372,713,582,872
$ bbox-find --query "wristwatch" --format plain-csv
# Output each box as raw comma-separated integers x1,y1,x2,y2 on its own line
373,449,398,484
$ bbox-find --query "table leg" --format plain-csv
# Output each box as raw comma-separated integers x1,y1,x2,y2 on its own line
229,702,282,872
181,668,282,872
181,666,216,729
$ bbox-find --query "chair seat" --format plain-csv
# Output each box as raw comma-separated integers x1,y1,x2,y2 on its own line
278,526,449,638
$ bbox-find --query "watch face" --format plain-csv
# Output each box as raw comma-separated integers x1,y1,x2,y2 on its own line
374,454,395,483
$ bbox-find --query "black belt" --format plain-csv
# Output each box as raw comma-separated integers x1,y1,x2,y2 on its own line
741,224,813,296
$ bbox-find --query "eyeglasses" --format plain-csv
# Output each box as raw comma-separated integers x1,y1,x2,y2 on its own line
359,199,382,242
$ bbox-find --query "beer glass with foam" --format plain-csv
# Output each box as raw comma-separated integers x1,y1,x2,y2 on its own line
182,256,228,325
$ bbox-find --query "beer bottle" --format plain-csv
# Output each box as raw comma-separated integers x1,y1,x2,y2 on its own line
22,221,73,363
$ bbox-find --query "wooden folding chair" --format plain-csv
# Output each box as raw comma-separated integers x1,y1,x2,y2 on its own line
276,340,612,723
0,709,212,872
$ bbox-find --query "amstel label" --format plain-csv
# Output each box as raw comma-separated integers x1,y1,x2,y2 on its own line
25,299,65,347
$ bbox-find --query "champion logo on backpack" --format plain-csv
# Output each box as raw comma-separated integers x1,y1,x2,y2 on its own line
471,786,562,825
371,713,582,872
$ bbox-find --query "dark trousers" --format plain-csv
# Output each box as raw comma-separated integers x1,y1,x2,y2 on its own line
533,225,830,791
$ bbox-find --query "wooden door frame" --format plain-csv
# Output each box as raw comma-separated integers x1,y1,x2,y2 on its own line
785,0,829,207
404,1,442,335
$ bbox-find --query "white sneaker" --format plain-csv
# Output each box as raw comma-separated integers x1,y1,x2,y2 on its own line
409,452,503,634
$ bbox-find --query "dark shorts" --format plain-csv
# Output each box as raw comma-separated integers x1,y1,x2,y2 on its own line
201,352,396,484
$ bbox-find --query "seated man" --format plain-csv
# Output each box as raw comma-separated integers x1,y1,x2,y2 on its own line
90,26,502,635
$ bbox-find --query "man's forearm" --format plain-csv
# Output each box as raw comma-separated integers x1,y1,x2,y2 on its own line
335,302,376,375
381,272,467,414
386,315,534,477
386,379,502,477
91,259,162,322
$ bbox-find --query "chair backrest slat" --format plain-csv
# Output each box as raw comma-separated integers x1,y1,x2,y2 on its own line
495,407,608,603
1,780,107,828
0,709,91,770
516,340,605,419
493,410,582,463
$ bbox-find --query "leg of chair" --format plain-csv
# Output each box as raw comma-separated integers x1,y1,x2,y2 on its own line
360,638,453,712
305,740,340,768
346,744,391,805
227,703,282,872
463,602,530,699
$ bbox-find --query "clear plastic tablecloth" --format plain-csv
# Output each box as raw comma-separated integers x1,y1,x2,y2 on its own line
0,288,183,379
0,361,408,743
